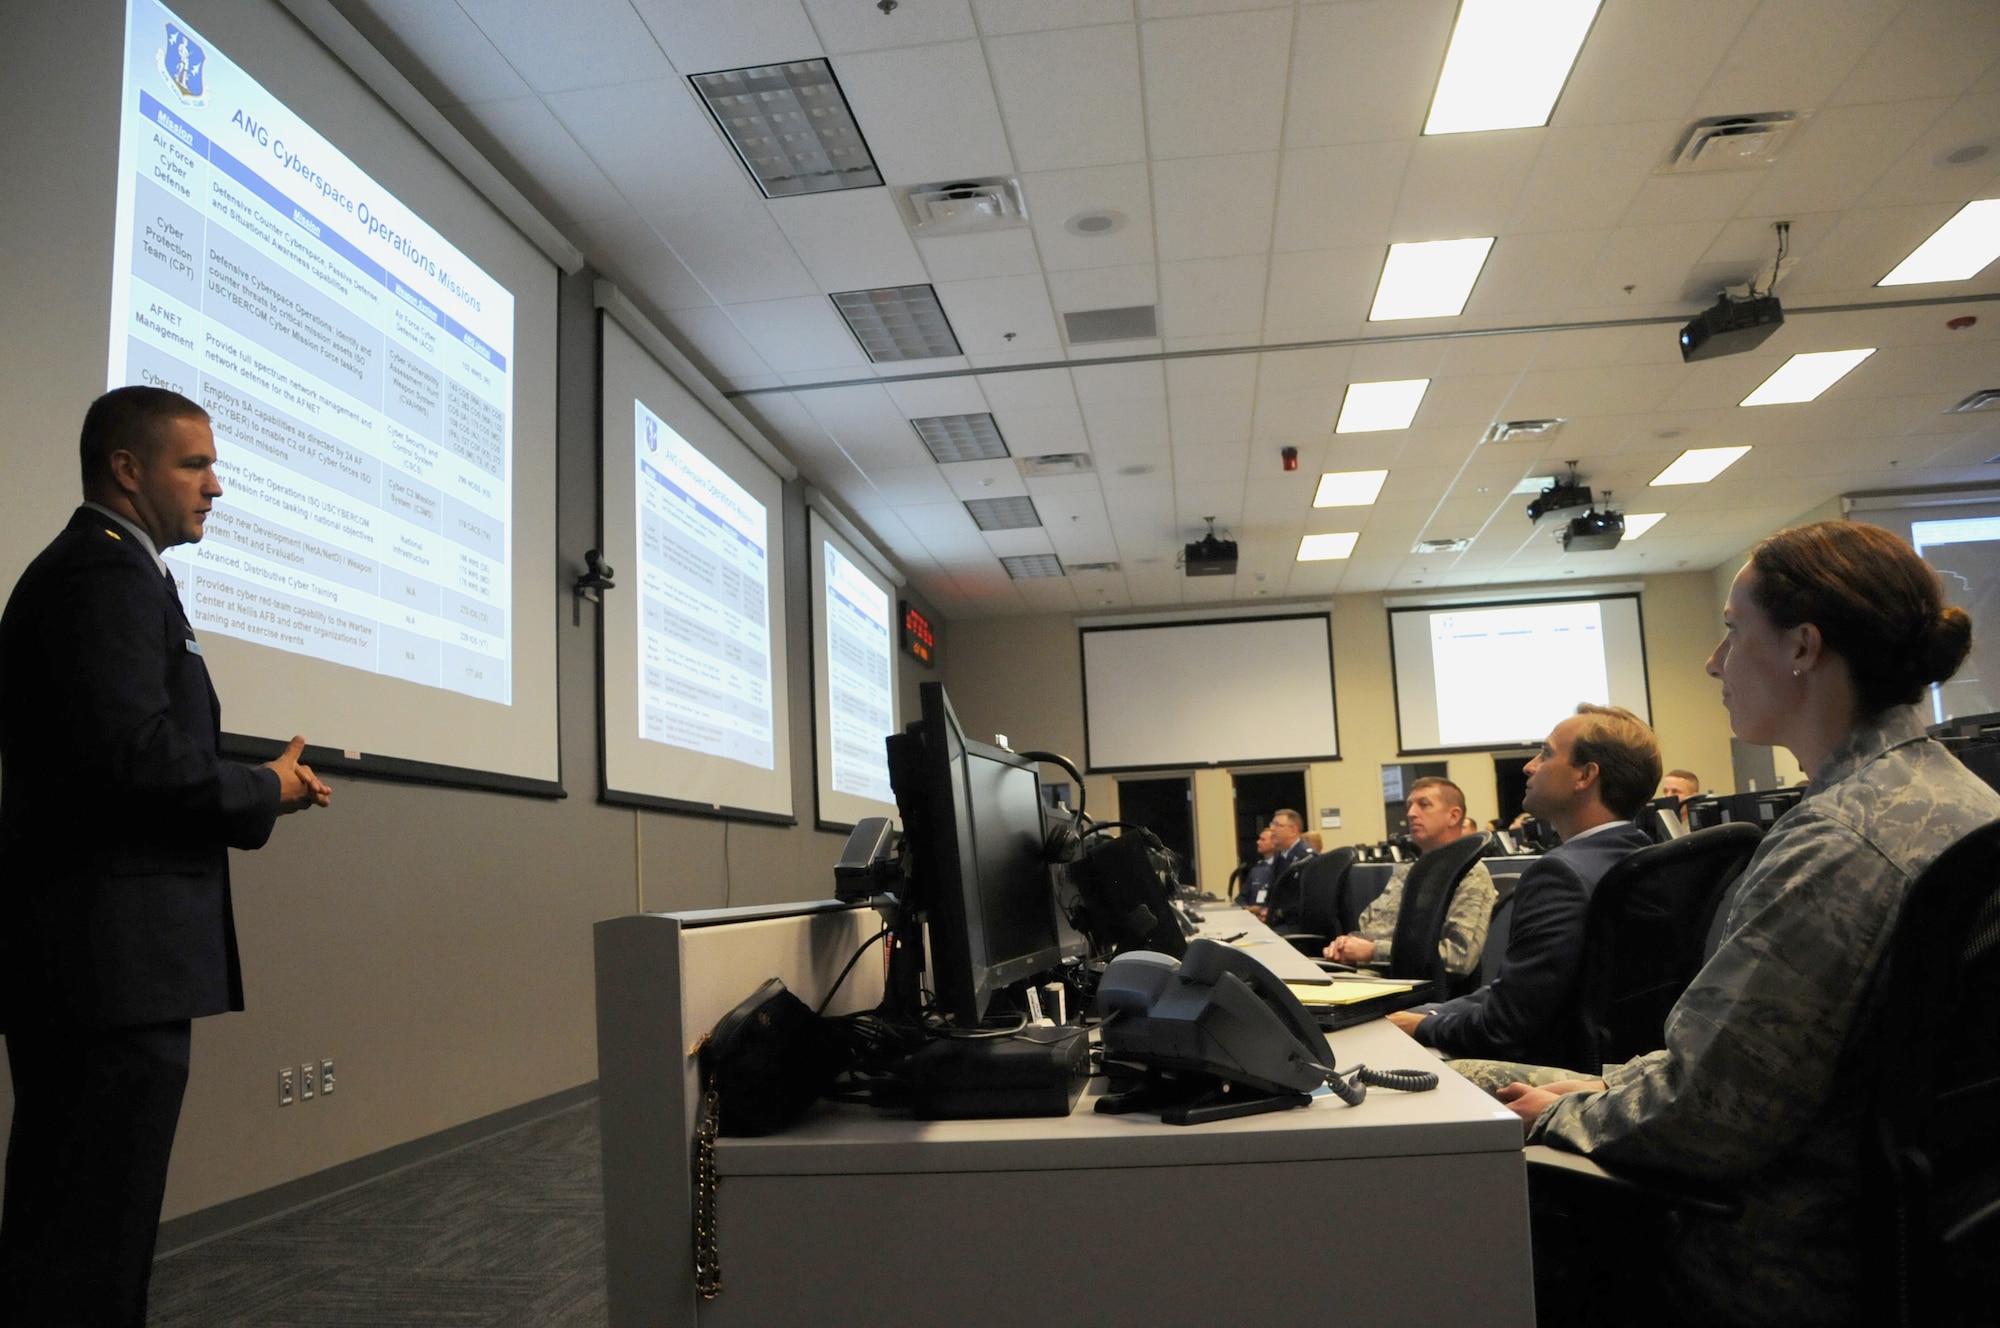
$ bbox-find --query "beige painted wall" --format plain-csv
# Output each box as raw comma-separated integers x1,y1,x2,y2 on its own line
945,573,1738,891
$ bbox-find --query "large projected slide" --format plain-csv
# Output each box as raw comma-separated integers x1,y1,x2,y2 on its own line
600,314,794,820
100,0,559,789
809,509,898,828
1389,593,1650,752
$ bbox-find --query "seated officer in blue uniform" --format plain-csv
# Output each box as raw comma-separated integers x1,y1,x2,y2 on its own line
0,387,331,1327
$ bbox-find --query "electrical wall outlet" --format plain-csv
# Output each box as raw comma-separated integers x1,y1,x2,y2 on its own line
299,1061,316,1100
320,1058,335,1096
278,1066,295,1106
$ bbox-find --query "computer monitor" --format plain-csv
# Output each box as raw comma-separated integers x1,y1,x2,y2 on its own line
888,682,1072,1027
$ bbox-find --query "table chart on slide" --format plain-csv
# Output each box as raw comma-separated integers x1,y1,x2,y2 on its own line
112,19,514,704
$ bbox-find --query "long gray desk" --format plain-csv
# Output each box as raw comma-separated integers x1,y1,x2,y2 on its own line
595,901,1535,1328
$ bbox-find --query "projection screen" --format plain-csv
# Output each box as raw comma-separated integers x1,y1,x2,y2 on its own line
0,0,564,792
599,313,794,821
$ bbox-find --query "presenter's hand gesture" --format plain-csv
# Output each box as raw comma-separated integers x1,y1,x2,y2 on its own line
266,734,332,812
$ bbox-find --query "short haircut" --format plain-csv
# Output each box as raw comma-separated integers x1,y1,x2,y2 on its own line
1406,776,1466,814
79,386,208,495
1269,808,1304,831
1749,520,1972,714
1569,704,1663,821
1665,768,1700,787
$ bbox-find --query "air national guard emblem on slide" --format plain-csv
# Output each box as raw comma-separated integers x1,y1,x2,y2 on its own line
645,416,659,453
158,22,207,106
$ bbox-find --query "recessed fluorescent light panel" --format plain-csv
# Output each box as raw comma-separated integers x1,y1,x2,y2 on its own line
1314,469,1390,506
964,496,1041,531
1879,198,2000,285
1425,0,1603,135
832,285,963,361
1619,512,1666,539
1739,349,1875,406
1369,238,1495,320
689,60,882,198
1297,532,1360,561
1001,554,1064,579
1651,446,1750,486
1335,380,1430,433
912,413,1008,463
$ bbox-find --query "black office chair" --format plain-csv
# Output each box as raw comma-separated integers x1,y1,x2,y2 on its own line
1269,847,1357,953
1859,817,2000,1325
1383,831,1492,991
1575,822,1764,1073
1527,817,2000,1326
1339,862,1396,934
1477,874,1521,991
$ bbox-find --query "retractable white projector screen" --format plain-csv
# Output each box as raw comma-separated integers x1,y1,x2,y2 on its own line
808,509,899,830
13,0,564,794
1389,593,1651,753
1080,614,1339,771
598,313,794,822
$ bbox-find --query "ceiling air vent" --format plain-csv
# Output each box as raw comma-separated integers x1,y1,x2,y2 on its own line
1663,113,1802,172
1067,560,1121,573
898,178,1028,236
1413,537,1472,554
912,413,1008,463
964,496,1041,531
1949,389,2000,414
1016,452,1094,478
1001,554,1065,580
1063,305,1158,345
832,285,962,362
1483,418,1565,445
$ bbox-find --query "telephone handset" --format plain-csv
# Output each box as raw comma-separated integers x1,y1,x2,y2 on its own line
1096,938,1334,1098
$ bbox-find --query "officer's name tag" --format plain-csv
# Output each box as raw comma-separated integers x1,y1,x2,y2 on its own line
183,637,203,656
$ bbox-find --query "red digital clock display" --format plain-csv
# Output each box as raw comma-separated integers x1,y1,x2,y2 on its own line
900,601,936,668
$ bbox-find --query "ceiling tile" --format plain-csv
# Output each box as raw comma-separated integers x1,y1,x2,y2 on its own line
768,189,928,289
1618,171,1767,228
544,78,757,213
1508,121,1681,234
1261,247,1379,338
933,274,1064,355
1141,9,1294,159
1022,163,1158,270
333,0,534,107
1160,255,1270,338
1829,0,2000,107
628,0,822,72
726,296,874,373
658,304,776,381
441,97,630,226
1046,263,1159,313
835,42,1015,181
1692,0,1900,115
1392,131,1543,240
916,229,1046,281
987,25,1146,172
1551,0,1754,129
1740,99,1951,217
1854,93,2000,209
1152,153,1279,260
456,0,677,94
802,0,978,52
565,214,710,310
1274,141,1411,252
1284,0,1455,149
973,0,1134,35
651,205,821,302
943,458,1032,498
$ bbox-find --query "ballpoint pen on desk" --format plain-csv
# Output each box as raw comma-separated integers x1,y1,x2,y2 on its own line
1217,930,1248,943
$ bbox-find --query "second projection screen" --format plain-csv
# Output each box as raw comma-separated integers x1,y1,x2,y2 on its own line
599,314,792,819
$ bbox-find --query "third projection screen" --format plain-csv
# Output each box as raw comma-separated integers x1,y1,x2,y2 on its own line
1390,594,1650,752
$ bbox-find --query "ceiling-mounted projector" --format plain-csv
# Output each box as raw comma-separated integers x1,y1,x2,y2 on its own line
1679,293,1784,362
1560,509,1626,552
1526,480,1594,526
1183,532,1238,577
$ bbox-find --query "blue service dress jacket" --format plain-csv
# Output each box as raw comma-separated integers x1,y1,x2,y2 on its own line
1412,821,1652,1068
0,507,282,1031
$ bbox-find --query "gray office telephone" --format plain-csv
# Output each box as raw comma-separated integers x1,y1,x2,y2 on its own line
1094,939,1437,1124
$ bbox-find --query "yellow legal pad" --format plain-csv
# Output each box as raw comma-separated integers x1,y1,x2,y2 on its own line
1285,978,1421,1006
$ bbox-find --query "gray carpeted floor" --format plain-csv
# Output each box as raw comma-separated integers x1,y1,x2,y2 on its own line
148,1099,606,1327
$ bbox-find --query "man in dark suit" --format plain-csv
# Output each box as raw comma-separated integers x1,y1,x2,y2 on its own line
0,387,330,1326
1245,809,1313,919
1389,704,1658,1072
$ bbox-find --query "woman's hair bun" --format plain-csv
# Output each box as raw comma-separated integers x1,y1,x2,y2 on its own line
1919,605,1974,686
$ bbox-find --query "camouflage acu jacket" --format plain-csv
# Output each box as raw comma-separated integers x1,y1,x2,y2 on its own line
1530,705,2000,1326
